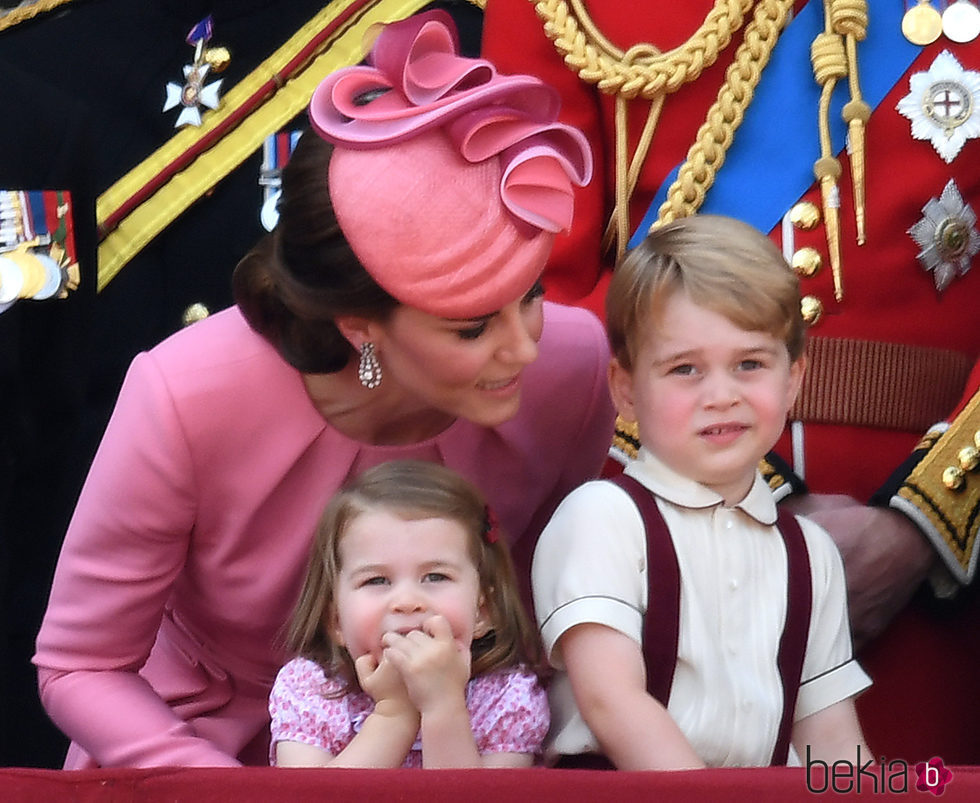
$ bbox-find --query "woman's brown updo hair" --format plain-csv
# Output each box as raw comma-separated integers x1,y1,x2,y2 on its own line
232,130,398,374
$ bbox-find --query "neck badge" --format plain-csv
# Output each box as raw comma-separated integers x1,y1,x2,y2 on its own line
163,16,229,128
896,50,980,163
908,179,979,292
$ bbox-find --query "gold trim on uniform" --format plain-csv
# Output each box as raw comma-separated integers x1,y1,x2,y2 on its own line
759,457,787,493
96,0,485,290
611,417,641,461
891,388,980,586
913,428,946,453
0,0,74,32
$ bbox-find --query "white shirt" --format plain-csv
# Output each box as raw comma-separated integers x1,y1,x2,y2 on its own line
533,448,871,767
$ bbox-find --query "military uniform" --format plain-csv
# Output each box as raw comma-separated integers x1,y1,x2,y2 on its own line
483,0,979,764
0,0,482,768
0,55,96,769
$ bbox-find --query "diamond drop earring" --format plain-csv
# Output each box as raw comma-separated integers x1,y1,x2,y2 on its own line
357,342,382,389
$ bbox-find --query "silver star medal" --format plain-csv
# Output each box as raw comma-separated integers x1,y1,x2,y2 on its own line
908,179,980,292
896,50,980,163
163,16,224,128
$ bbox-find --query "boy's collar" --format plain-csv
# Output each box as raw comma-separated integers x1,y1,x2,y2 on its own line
624,447,779,526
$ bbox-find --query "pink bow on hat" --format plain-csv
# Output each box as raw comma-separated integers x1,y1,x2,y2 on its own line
309,9,592,235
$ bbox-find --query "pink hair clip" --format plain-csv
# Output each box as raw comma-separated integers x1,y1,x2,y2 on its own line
483,505,500,545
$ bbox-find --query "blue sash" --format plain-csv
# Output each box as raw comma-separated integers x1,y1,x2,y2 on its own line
628,1,922,248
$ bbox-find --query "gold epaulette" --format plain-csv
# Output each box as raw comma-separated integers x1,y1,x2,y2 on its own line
96,0,484,291
891,388,980,587
611,415,640,462
0,0,73,32
759,456,790,500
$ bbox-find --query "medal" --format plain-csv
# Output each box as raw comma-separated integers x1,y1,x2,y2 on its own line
908,180,980,292
259,130,302,231
942,0,980,42
0,189,79,312
903,0,944,45
897,50,980,163
163,16,228,128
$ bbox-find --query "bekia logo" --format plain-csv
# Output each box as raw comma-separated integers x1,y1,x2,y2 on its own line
806,746,954,795
914,758,953,796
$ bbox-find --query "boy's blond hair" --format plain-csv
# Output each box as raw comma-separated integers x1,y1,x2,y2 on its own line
606,214,805,371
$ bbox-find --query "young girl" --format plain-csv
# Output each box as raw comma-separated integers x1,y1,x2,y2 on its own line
270,460,548,768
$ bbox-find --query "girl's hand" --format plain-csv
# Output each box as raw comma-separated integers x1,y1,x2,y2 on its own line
354,653,416,719
381,615,470,715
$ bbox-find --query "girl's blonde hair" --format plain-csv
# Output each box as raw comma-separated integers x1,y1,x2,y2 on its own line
606,214,805,371
286,460,543,688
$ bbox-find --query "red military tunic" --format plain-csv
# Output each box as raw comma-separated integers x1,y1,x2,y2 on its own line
484,0,979,765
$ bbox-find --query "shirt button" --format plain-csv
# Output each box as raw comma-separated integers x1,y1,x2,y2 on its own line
729,578,739,590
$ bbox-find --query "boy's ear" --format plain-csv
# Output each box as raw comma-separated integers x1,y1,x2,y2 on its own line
786,354,807,409
608,357,638,423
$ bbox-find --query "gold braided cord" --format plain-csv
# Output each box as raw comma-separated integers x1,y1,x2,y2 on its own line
811,23,844,300
535,0,754,99
810,0,869,301
657,0,795,226
833,0,870,245
0,0,74,31
604,91,665,257
534,0,758,259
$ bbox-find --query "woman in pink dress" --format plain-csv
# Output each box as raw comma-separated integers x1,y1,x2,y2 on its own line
32,11,614,768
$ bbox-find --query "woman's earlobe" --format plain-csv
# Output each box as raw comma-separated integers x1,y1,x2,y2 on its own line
333,315,375,351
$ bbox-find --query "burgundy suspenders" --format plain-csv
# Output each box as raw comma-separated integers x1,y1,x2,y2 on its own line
608,473,812,765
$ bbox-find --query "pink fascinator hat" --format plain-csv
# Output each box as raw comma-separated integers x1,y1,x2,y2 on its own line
308,10,592,318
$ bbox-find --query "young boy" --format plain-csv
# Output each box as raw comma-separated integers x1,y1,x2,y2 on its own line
533,215,871,770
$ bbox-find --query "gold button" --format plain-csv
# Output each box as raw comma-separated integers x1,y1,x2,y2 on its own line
767,474,785,490
790,201,821,230
942,466,966,491
958,445,979,472
204,46,231,73
792,247,823,277
182,302,210,327
800,295,823,325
